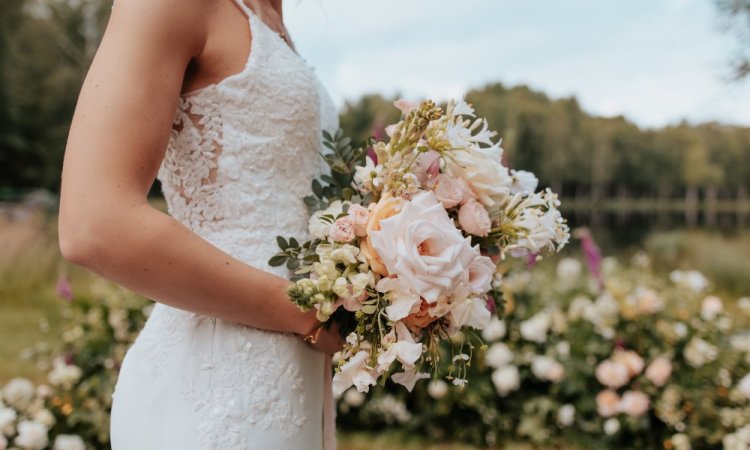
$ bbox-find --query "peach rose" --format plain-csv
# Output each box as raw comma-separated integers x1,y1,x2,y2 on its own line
596,390,621,417
359,193,404,276
403,298,440,332
613,350,645,378
458,198,492,237
619,390,650,417
330,216,356,243
347,204,369,237
645,356,672,387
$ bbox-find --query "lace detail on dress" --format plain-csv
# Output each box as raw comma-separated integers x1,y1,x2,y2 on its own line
157,95,226,232
136,305,205,379
181,329,306,449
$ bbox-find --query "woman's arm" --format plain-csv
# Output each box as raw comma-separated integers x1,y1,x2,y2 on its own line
57,0,325,340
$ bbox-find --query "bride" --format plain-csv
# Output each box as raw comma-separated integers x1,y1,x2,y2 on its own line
57,0,343,448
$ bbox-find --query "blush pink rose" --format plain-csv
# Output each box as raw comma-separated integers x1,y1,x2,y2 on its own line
595,360,630,389
330,216,356,242
433,174,464,208
645,356,672,387
413,150,441,186
465,255,496,293
347,204,370,237
619,390,650,417
596,390,621,417
613,350,645,377
458,198,492,237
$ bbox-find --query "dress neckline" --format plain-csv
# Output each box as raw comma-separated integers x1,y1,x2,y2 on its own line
180,6,309,99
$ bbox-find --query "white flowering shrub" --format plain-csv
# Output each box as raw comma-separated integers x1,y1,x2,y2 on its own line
337,251,750,449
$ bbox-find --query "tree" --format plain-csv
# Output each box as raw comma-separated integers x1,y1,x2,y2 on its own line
714,0,750,80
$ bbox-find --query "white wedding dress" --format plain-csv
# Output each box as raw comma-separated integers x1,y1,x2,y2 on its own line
109,0,339,448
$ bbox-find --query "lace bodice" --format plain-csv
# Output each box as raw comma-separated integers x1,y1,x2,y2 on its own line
156,2,339,275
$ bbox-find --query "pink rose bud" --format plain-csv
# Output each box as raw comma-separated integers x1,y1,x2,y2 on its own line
347,204,370,237
329,216,356,242
413,150,441,186
458,198,492,237
433,174,464,208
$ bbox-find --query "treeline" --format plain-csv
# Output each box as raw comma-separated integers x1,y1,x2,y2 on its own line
1,0,749,207
339,85,750,205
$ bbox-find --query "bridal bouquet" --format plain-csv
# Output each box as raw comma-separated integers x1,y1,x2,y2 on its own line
269,98,569,396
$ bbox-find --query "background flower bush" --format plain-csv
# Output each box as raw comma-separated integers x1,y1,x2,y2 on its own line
3,241,750,449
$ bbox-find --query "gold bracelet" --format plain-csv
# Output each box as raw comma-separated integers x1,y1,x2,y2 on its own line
301,326,324,345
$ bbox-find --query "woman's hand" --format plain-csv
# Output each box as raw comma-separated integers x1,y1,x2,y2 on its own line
298,298,345,355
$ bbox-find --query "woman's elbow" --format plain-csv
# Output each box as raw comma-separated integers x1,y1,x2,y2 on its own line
58,210,108,267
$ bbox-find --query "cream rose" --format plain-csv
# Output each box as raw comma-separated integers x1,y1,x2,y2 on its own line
359,193,404,276
458,198,492,237
370,190,479,303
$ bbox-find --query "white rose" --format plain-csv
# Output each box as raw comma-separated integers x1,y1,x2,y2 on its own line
3,378,35,411
444,146,511,207
371,191,479,303
485,343,514,368
510,170,539,194
684,337,719,368
14,420,48,450
427,379,449,399
491,365,520,396
700,295,723,321
481,317,506,342
595,360,630,389
52,435,86,450
519,311,551,343
557,404,575,427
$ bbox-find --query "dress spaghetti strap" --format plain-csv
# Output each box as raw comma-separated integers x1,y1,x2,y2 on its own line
231,0,255,18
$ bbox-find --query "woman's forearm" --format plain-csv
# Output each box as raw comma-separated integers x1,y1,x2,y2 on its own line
59,201,317,336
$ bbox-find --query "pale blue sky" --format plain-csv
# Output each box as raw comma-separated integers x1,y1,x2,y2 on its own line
283,0,750,128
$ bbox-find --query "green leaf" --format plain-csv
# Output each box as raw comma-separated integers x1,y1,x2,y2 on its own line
268,255,287,267
286,257,300,270
289,237,299,248
322,129,334,142
276,236,289,250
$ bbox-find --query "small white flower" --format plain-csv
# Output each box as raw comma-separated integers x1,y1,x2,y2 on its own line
52,434,86,450
0,406,18,436
332,351,377,397
14,420,48,450
700,295,723,321
342,388,365,408
556,258,582,286
671,433,691,450
738,373,750,400
376,322,423,372
509,169,539,195
484,342,514,369
491,365,520,396
684,337,719,368
481,317,506,341
519,310,551,343
427,379,449,399
557,404,575,427
603,418,620,435
3,378,35,411
391,368,430,392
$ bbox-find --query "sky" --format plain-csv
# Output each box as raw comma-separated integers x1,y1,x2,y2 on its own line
282,0,750,129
